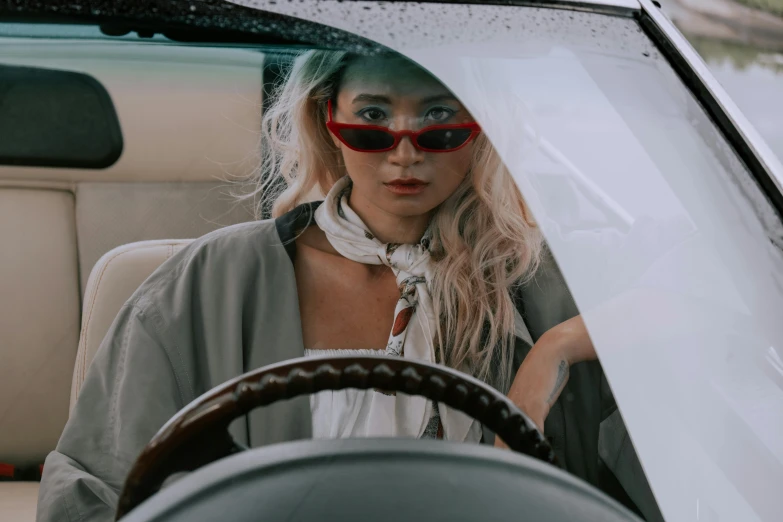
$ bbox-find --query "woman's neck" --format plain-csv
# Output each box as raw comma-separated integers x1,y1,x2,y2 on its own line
348,192,430,245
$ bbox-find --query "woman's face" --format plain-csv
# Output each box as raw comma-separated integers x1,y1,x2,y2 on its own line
331,55,475,221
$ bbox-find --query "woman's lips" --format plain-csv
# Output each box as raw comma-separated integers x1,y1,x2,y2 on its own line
384,178,429,195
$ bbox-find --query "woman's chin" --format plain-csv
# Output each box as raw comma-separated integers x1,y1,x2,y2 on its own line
381,199,440,220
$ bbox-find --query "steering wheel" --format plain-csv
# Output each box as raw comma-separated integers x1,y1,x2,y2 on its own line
115,355,556,519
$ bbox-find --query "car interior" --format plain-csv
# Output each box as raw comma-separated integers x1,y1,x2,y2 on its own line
6,0,783,519
0,39,301,521
0,24,652,522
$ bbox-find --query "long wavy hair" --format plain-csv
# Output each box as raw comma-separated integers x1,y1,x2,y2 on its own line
247,50,542,391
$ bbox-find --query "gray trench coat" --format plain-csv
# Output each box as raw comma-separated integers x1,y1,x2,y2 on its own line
37,203,662,522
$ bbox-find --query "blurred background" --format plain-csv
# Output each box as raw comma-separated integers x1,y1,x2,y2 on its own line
659,0,783,164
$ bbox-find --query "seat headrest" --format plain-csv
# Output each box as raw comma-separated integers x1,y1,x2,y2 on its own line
71,239,193,412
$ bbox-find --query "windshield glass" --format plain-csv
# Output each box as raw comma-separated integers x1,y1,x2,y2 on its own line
237,2,783,521
3,2,783,522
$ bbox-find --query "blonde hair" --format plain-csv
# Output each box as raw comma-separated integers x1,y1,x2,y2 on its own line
248,50,542,391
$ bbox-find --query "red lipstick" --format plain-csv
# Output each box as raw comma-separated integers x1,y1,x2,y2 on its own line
384,178,429,195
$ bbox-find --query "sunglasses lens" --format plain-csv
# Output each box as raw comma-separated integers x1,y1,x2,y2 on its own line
338,128,395,151
417,128,473,150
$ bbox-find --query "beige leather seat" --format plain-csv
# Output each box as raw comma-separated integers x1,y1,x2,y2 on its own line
70,240,194,411
0,240,195,520
0,40,265,521
0,484,40,522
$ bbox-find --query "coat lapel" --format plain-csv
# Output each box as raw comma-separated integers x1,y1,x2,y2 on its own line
246,216,314,447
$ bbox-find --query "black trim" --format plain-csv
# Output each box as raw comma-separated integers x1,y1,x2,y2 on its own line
637,10,783,220
0,1,385,52
0,1,637,46
274,201,323,263
375,0,637,17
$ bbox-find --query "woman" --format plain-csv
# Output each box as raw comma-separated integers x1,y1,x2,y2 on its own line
37,49,631,521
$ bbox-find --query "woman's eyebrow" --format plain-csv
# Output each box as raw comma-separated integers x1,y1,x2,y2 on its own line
419,94,458,105
352,94,392,104
351,93,458,105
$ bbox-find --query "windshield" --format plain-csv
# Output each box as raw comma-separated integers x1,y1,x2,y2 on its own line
3,2,783,522
271,3,783,522
238,3,783,520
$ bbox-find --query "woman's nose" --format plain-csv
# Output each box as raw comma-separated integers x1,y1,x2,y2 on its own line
387,135,424,167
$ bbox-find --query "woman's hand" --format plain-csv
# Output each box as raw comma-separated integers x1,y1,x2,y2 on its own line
495,314,596,448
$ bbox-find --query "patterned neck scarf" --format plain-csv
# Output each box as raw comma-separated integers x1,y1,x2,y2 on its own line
314,176,481,442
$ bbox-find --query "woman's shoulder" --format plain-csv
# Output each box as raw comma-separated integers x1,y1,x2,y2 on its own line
130,218,292,310
171,218,285,271
188,218,283,259
127,202,323,312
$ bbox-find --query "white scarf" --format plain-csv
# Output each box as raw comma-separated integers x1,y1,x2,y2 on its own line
314,176,482,442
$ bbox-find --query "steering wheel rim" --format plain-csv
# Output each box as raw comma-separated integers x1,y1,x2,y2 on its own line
115,355,556,520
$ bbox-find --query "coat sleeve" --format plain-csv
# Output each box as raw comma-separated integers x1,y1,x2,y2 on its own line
599,410,665,522
36,303,187,522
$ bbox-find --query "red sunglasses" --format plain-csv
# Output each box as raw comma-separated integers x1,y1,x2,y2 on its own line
326,99,481,153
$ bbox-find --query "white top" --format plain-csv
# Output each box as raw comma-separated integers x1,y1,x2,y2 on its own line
304,348,474,441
